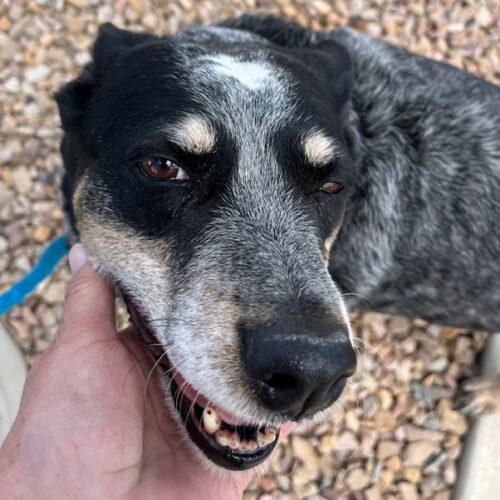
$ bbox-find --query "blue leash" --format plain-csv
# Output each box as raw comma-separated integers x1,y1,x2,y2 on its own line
0,235,69,315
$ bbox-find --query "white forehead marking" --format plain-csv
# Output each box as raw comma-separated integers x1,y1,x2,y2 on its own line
303,129,340,167
168,114,216,154
203,54,276,91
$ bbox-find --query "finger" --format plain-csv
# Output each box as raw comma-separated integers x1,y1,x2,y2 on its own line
57,244,116,344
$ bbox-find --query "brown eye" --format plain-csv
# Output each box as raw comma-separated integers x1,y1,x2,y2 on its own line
319,181,344,194
139,158,189,181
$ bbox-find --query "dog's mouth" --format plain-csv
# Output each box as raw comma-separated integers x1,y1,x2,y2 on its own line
126,298,280,470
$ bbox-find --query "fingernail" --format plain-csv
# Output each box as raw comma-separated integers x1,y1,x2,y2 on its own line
69,244,88,274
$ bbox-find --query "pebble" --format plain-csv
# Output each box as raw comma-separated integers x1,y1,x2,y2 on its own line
404,441,441,466
12,167,32,194
374,411,396,432
345,468,371,491
401,466,422,483
0,236,7,253
403,424,444,442
33,225,52,243
43,281,67,305
364,485,382,500
437,401,468,435
291,435,318,471
376,440,400,460
398,481,418,500
318,433,335,454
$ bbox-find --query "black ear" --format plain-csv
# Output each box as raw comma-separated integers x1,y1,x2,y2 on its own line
55,23,156,131
292,40,353,117
219,15,353,116
92,23,157,73
218,14,316,47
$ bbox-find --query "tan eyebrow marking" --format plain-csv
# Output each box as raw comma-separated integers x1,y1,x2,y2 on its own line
303,129,340,167
169,115,216,155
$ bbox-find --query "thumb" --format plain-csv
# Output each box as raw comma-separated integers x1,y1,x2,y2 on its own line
57,244,116,344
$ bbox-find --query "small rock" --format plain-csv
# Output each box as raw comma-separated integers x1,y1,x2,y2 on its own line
14,255,31,272
434,489,451,500
291,436,318,471
374,411,396,432
437,401,468,435
44,281,67,305
429,357,449,372
385,455,402,472
274,474,290,492
364,485,382,500
379,389,394,410
387,315,411,333
0,236,7,253
421,475,445,497
25,65,51,83
403,441,440,466
378,469,395,491
345,410,360,432
318,433,335,454
291,463,316,489
444,461,456,485
364,395,380,418
476,7,493,27
4,223,25,248
398,481,418,500
12,167,32,194
345,468,371,491
403,425,444,442
334,431,358,459
128,0,145,14
66,0,89,7
33,225,52,243
376,440,400,460
67,16,87,33
4,76,20,93
401,466,422,483
257,476,275,493
293,481,319,498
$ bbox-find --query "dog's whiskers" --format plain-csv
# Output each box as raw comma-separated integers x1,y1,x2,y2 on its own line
144,351,168,396
341,292,373,305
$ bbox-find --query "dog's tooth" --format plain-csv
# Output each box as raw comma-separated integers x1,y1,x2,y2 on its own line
202,407,221,434
227,433,241,450
215,430,230,447
239,439,258,452
257,428,277,447
215,429,240,450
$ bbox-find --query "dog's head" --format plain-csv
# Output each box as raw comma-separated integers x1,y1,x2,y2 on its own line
56,15,357,471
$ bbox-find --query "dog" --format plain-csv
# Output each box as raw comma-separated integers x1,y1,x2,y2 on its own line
55,14,500,472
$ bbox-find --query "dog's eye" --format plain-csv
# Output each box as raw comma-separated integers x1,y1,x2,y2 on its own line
139,158,189,181
319,182,344,194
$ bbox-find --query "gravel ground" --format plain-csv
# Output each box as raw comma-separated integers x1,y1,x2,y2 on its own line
0,0,498,498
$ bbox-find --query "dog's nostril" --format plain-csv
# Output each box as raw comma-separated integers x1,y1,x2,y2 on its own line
263,372,297,391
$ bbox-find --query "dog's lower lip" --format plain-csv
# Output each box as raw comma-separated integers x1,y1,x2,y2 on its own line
125,297,280,470
169,377,279,470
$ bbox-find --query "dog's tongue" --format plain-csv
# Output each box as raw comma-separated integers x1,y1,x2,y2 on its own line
279,422,297,439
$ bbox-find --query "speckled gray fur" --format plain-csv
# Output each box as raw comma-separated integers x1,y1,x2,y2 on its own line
326,28,500,331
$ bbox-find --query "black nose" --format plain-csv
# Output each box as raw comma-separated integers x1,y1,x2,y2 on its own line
241,318,356,420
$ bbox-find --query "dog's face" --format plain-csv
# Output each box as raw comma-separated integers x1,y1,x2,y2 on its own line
56,18,357,471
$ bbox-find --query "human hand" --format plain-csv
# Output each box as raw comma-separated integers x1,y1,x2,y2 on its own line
0,245,252,499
